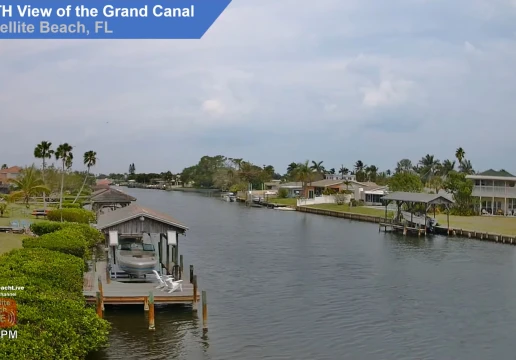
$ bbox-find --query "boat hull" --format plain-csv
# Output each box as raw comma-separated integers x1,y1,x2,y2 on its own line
116,252,158,276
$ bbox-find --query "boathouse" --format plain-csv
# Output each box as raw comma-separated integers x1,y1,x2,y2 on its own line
95,203,188,277
90,188,136,214
380,192,454,235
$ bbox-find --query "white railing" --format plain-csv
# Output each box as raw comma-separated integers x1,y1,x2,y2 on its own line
297,195,336,206
472,186,516,198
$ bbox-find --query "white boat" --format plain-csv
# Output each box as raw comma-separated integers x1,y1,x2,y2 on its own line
276,207,296,211
221,192,236,202
116,240,158,277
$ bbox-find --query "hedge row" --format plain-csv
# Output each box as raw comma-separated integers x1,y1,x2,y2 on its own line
30,221,104,248
0,248,110,359
47,208,95,224
23,228,89,260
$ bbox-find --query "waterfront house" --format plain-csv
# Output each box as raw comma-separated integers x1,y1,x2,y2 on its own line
466,169,516,215
278,182,303,197
264,180,282,190
324,174,356,181
0,166,21,184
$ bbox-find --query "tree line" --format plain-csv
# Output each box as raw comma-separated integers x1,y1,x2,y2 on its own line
1,141,98,208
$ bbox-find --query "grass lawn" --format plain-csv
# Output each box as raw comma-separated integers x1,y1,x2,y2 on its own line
0,203,47,226
307,204,516,235
265,197,297,206
0,233,24,254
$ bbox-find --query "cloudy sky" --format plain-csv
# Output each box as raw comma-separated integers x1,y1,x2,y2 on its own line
1,0,516,175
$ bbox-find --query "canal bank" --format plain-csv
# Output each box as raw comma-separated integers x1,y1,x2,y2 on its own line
297,206,516,245
88,188,516,360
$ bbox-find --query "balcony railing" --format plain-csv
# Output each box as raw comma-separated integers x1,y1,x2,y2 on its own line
472,186,516,198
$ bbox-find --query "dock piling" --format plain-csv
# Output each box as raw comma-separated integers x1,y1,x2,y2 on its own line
98,276,104,311
106,265,110,284
148,292,155,330
96,291,103,318
190,265,194,283
193,275,198,311
202,290,208,333
144,296,149,311
180,255,184,279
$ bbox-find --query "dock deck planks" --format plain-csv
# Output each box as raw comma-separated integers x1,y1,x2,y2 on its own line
83,260,198,305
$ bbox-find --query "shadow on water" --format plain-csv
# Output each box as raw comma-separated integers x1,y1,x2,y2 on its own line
87,305,210,360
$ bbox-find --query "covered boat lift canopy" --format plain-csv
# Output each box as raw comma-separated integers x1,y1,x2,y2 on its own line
96,203,188,279
381,192,455,233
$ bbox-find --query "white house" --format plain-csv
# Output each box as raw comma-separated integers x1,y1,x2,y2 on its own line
466,169,516,215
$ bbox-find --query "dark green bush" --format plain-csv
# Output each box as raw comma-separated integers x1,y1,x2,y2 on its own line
30,221,104,247
62,202,82,209
23,228,89,260
0,248,110,359
47,208,95,224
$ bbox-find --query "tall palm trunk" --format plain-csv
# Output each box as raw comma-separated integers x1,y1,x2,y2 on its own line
59,161,65,209
42,160,47,209
73,167,89,203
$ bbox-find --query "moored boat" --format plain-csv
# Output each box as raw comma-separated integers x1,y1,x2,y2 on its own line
115,240,158,277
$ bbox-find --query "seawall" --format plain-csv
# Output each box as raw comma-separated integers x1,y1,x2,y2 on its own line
296,206,516,245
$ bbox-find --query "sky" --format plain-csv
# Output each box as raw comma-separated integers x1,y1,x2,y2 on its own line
1,0,516,175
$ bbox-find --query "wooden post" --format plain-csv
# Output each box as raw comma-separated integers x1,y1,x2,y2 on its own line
96,291,103,318
106,264,110,284
179,255,184,279
98,276,104,311
202,290,208,333
190,265,194,283
192,275,198,311
144,296,149,311
148,292,155,330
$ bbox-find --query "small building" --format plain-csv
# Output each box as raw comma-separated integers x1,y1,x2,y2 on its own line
324,174,356,181
466,169,516,215
95,203,188,278
90,188,136,214
264,180,281,190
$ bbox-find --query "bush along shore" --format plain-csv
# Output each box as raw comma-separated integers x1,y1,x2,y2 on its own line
0,215,109,359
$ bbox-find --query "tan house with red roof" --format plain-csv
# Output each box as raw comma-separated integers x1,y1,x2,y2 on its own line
0,166,22,185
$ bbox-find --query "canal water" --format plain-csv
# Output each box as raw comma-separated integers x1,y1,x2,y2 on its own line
88,188,516,360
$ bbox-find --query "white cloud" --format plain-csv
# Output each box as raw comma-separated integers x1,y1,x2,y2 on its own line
1,0,516,173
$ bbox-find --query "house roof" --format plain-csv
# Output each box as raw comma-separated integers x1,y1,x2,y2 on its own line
0,166,22,174
91,188,136,203
382,191,454,204
478,169,514,177
96,203,188,231
309,179,346,187
96,179,112,185
91,188,109,197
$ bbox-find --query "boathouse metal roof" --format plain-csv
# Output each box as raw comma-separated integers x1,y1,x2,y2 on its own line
96,203,188,231
90,188,136,203
381,192,454,204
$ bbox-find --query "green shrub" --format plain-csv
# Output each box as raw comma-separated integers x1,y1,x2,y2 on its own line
23,228,89,260
30,221,104,247
0,248,110,359
47,208,95,224
277,188,289,198
62,202,82,209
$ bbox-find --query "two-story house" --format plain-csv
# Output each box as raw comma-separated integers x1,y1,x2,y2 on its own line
466,169,516,215
0,166,22,194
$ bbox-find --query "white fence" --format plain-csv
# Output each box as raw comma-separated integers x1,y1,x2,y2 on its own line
297,195,336,206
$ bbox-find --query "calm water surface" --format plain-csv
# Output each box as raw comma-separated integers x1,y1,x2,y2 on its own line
88,188,516,360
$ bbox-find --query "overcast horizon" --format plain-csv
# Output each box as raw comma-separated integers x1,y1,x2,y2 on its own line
2,0,516,175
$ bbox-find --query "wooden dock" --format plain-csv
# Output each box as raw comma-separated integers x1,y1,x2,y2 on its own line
83,260,200,306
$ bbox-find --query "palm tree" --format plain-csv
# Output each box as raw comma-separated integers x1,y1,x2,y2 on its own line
1,164,7,169
339,166,349,175
73,150,97,203
440,159,455,177
386,169,391,176
329,168,335,174
8,165,50,208
354,160,364,172
55,143,73,209
459,159,474,174
365,165,378,182
310,160,325,175
34,141,54,208
418,154,440,182
287,162,298,175
455,147,465,164
395,159,413,173
295,160,314,194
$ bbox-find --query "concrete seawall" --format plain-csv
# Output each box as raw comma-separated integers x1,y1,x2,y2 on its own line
296,206,516,245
